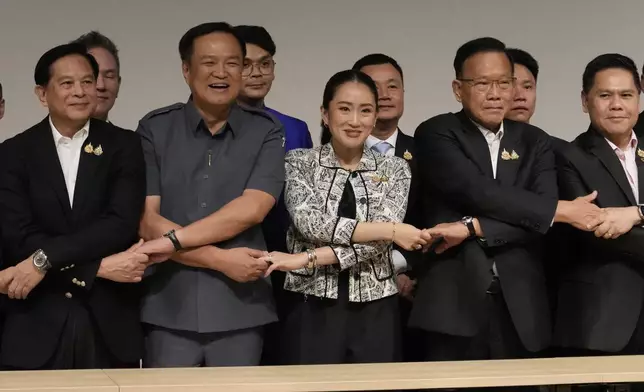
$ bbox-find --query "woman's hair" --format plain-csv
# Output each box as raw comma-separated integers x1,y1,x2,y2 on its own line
320,69,379,144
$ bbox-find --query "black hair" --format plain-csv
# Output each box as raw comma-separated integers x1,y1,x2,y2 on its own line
506,48,539,81
179,22,246,63
34,43,99,86
0,82,3,99
320,70,379,145
233,25,276,56
352,53,404,82
71,31,120,71
453,37,513,77
582,53,641,94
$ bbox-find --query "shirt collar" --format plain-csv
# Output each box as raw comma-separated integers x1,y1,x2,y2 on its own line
319,142,378,172
50,116,90,144
604,131,638,152
185,96,240,137
366,128,399,150
472,119,504,141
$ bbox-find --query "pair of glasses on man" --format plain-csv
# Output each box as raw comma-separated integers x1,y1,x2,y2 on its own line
241,59,275,77
458,77,516,92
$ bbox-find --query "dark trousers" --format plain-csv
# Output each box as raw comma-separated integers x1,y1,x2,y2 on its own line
260,270,291,365
422,277,539,392
3,301,136,370
282,271,401,365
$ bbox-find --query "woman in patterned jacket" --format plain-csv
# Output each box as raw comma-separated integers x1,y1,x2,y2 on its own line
260,69,429,365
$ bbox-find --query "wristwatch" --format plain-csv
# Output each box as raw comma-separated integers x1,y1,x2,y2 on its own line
163,229,183,251
461,216,476,237
32,249,51,273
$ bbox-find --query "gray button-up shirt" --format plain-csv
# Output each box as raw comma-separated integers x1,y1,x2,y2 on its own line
137,98,285,333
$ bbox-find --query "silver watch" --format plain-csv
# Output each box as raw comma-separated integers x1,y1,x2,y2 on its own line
32,249,51,272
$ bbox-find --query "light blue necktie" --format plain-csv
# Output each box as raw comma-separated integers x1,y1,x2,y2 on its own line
372,141,392,155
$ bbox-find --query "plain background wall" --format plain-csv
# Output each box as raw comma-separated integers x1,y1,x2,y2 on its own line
1,0,644,143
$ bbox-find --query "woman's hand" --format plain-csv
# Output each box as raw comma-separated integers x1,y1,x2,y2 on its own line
393,223,429,251
260,251,309,276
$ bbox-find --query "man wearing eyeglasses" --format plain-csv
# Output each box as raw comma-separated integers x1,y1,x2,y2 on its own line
233,25,312,365
410,37,604,362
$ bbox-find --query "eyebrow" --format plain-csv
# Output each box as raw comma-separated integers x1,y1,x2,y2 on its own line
337,100,375,107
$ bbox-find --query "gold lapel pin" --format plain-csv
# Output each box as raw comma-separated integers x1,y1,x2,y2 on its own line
637,148,644,160
510,150,520,160
403,150,413,160
501,149,511,161
93,145,103,156
84,143,94,154
371,173,389,183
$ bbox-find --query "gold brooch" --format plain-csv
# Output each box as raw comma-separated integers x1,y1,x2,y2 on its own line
501,148,519,161
372,174,389,183
403,150,413,160
84,143,94,154
93,145,103,156
638,148,644,161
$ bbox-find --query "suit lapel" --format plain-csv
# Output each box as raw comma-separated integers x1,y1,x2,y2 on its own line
73,119,105,216
584,128,637,205
33,118,72,216
455,111,494,178
394,130,414,161
496,120,522,186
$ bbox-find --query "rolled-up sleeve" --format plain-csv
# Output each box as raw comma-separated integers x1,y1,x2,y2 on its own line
284,150,357,246
136,121,160,196
246,124,286,201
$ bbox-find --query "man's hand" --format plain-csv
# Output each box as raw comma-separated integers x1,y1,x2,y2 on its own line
218,247,269,283
396,273,416,301
7,257,45,299
0,267,17,295
137,236,175,263
593,206,641,239
97,239,150,283
556,191,604,231
426,221,471,254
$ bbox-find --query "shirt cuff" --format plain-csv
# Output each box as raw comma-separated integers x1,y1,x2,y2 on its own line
391,250,408,274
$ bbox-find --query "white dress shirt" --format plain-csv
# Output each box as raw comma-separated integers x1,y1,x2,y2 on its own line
474,122,505,178
605,132,639,203
50,117,90,207
366,129,408,273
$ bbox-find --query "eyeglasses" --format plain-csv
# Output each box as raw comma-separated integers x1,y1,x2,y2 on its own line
458,77,516,92
242,59,275,77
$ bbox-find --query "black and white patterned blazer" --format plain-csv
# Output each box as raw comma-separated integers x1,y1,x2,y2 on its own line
283,143,412,302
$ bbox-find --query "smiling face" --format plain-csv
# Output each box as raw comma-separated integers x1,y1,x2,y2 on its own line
322,81,378,151
583,67,640,139
35,54,97,125
182,32,243,109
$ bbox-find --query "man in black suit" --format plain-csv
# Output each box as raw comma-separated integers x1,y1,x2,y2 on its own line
353,53,422,361
554,53,644,358
409,37,604,363
0,43,147,370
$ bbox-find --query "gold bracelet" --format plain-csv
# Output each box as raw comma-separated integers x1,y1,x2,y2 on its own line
305,249,315,269
392,222,397,243
312,248,318,268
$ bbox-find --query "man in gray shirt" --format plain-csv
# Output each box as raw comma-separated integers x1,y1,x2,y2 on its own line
136,22,285,367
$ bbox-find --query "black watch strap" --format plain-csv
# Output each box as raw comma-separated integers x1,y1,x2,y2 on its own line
163,229,183,251
462,216,476,237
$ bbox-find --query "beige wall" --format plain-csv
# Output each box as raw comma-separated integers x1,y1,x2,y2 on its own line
1,0,643,143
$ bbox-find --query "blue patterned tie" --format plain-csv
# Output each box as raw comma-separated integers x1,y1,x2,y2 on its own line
373,141,392,155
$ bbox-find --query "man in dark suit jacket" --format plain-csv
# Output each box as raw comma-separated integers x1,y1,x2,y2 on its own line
409,37,603,362
0,43,147,370
353,53,423,361
635,67,644,138
554,54,644,359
